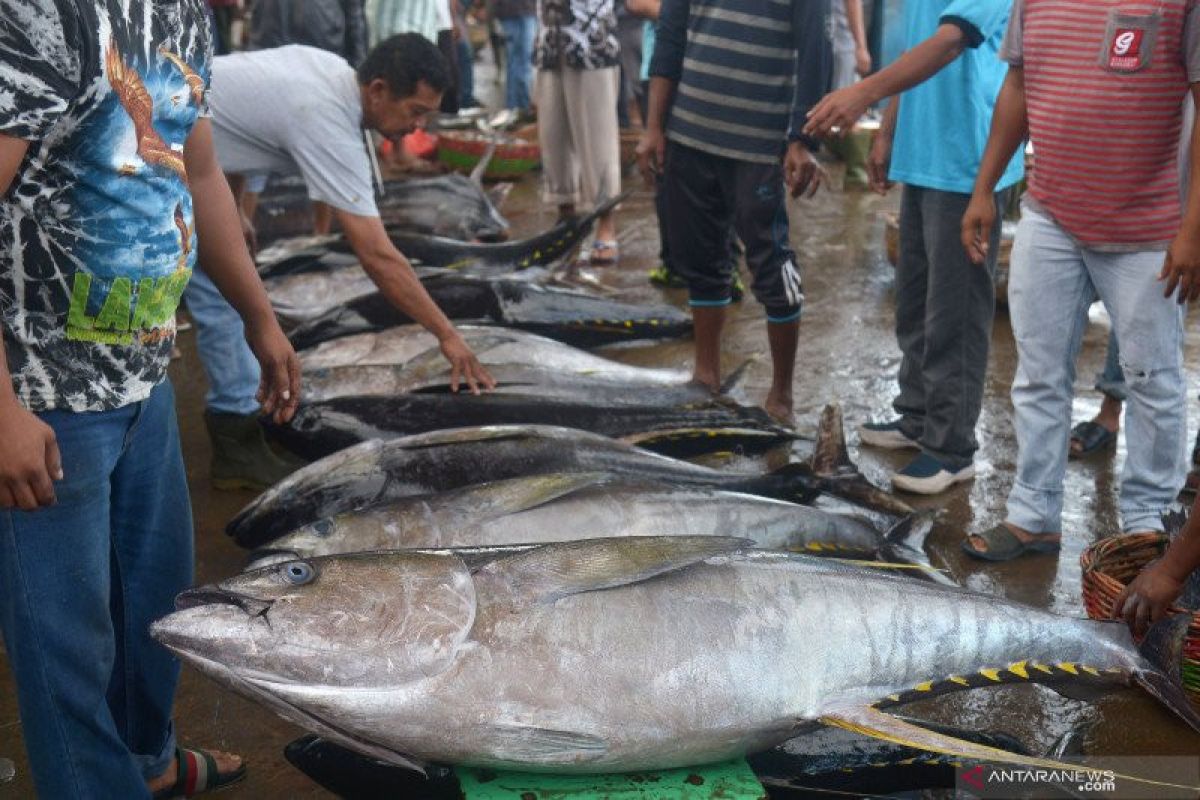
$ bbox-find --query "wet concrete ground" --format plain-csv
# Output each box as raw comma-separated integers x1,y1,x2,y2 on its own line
4,83,1200,800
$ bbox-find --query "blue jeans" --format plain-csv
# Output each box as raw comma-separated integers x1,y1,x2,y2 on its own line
499,15,535,111
1095,329,1127,401
0,382,192,798
1007,203,1186,533
457,36,476,107
183,263,260,415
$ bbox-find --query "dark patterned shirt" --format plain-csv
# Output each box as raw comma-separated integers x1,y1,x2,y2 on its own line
0,0,211,412
535,0,620,70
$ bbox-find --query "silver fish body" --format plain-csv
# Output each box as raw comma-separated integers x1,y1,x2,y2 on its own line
252,474,887,564
153,540,1195,776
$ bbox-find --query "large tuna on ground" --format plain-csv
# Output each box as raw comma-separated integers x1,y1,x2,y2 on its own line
228,409,913,548
153,538,1200,784
248,472,941,579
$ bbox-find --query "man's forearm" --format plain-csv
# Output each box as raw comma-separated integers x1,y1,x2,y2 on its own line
191,168,276,329
357,242,459,341
970,67,1027,196
645,76,676,133
627,0,660,19
1158,490,1200,583
855,23,965,106
878,95,899,138
845,0,867,50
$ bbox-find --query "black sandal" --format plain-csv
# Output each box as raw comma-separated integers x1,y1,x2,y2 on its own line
1068,420,1117,459
961,524,1061,562
152,747,246,799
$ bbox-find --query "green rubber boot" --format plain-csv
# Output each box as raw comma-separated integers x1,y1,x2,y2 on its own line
205,411,306,491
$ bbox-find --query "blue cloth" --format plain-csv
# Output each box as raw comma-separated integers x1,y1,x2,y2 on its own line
0,381,192,798
500,15,536,111
650,0,832,163
889,0,1023,194
184,264,262,415
641,21,655,82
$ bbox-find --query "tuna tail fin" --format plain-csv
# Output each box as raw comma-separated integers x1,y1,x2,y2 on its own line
719,357,757,396
810,403,855,477
1135,613,1200,733
879,512,955,586
469,138,498,186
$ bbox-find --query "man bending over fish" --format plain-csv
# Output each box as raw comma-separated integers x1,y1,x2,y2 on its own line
184,33,496,491
636,0,832,425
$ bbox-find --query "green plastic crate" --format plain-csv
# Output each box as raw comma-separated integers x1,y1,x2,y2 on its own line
455,759,767,799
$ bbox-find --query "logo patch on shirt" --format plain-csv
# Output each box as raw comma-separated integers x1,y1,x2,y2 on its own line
1108,28,1144,69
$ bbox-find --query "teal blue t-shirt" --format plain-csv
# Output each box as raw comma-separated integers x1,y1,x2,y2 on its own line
641,21,655,82
889,0,1024,194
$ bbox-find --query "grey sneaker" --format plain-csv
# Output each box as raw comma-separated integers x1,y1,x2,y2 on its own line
858,419,920,450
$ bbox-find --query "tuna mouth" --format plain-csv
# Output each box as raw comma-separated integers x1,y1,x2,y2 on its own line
175,587,274,618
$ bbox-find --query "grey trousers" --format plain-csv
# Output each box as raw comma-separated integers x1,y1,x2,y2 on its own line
893,185,1007,470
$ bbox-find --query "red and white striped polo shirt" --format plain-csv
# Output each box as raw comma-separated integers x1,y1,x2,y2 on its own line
1003,0,1200,250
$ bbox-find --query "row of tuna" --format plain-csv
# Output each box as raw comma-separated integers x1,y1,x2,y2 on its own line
152,181,1200,793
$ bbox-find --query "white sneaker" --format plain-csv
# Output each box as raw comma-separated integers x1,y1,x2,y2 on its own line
891,453,976,495
858,420,920,450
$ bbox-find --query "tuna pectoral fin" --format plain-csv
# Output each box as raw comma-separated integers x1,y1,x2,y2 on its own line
819,706,1199,792
481,724,608,764
468,472,614,517
1136,614,1200,732
475,536,750,608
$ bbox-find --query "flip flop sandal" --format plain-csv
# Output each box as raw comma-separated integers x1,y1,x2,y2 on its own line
152,747,247,799
1068,420,1116,459
589,240,620,266
961,524,1061,562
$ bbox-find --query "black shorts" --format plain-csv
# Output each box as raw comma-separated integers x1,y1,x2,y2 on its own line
663,141,802,321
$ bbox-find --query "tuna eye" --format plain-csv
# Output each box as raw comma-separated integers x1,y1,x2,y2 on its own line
313,519,333,537
283,561,315,585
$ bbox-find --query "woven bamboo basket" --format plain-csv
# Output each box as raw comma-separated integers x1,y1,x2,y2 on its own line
1080,533,1200,706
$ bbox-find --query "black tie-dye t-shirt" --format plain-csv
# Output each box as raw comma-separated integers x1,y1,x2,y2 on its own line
0,0,211,412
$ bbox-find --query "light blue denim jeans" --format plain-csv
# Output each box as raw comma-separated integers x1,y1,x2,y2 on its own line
0,382,191,798
1007,203,1186,533
499,15,536,111
1094,329,1127,402
183,263,261,415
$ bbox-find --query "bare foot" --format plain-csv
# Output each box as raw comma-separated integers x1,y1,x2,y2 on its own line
691,372,721,393
965,522,1060,555
764,390,794,428
147,750,243,794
